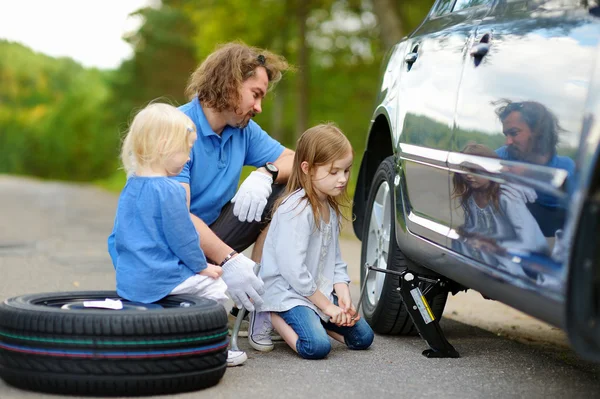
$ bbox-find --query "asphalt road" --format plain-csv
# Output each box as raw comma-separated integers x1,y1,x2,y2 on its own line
1,175,599,399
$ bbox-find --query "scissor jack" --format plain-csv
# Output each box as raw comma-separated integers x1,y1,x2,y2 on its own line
358,264,460,358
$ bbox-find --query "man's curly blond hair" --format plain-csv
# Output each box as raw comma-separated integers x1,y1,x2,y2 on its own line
185,42,290,112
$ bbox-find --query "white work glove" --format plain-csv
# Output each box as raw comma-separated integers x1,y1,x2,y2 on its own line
501,183,537,203
221,254,265,312
231,171,273,222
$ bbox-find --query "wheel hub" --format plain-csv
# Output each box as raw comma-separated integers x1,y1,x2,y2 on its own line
365,181,391,308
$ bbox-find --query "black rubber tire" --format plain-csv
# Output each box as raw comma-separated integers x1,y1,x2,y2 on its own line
360,156,447,335
0,291,228,396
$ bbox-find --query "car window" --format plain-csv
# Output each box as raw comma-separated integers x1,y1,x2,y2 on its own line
453,0,493,11
496,0,584,8
492,0,586,16
433,0,455,16
533,0,586,9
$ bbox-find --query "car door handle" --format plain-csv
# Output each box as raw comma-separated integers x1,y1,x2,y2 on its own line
405,52,418,64
470,43,490,57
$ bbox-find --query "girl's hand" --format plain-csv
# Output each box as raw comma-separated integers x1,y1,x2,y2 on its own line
324,303,345,324
344,303,360,327
335,283,358,326
337,297,359,327
199,264,223,279
336,311,350,326
335,290,352,313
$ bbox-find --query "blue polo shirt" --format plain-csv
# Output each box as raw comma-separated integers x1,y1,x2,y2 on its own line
496,146,576,207
174,98,284,225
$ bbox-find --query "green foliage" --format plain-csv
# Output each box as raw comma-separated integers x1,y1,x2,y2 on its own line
2,0,436,185
95,170,127,192
390,0,436,36
0,40,117,180
403,113,506,151
110,3,197,116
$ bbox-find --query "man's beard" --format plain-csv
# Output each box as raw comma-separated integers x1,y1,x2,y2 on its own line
507,143,541,163
507,145,523,160
235,111,256,128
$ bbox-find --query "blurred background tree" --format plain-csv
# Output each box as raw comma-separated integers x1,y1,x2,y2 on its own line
0,0,434,189
0,41,113,180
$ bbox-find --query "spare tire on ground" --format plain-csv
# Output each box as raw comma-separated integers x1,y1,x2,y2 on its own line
0,291,228,396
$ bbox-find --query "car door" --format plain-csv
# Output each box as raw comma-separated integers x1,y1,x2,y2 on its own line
396,0,491,250
449,0,600,305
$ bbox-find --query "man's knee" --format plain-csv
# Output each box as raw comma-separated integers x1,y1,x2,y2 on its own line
209,183,285,254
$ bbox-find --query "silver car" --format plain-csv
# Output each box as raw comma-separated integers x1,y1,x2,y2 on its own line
353,0,600,360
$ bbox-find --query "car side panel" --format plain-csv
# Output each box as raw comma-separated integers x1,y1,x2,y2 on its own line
392,148,564,327
448,1,600,307
395,11,479,248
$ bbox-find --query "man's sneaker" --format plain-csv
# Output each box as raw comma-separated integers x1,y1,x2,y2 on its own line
227,350,247,367
227,311,249,337
248,311,275,352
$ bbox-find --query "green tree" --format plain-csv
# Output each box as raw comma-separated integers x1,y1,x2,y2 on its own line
108,1,197,129
1,0,438,185
0,40,116,180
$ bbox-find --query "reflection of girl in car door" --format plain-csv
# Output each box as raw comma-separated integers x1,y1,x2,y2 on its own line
451,143,548,277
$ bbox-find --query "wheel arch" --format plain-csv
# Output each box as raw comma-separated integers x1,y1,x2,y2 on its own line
353,112,395,240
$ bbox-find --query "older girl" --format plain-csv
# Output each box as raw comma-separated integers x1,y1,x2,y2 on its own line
257,123,374,359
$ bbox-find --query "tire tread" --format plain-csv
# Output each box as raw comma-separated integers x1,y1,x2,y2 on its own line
0,292,228,395
360,156,448,335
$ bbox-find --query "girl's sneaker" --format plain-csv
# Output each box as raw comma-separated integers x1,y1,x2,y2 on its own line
227,350,247,367
248,311,275,352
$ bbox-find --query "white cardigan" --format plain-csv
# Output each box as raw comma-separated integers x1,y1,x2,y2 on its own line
258,189,351,320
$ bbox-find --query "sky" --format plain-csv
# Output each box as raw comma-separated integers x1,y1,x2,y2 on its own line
0,0,155,69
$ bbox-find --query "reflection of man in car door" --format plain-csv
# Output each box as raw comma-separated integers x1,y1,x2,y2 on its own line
452,143,548,275
494,100,575,237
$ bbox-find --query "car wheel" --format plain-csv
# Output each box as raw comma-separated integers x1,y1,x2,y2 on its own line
0,291,228,396
360,156,447,335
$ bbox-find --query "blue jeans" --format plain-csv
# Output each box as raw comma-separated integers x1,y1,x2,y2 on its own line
277,304,374,360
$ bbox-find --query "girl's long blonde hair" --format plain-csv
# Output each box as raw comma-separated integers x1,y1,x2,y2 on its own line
121,103,196,176
452,143,501,212
275,123,353,230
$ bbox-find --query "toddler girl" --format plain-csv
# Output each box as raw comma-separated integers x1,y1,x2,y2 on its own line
107,102,246,366
257,123,374,359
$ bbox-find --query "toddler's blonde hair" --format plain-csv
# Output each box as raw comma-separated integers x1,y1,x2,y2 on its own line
121,103,196,176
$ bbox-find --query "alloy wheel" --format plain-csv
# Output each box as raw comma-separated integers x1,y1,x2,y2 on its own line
365,180,391,308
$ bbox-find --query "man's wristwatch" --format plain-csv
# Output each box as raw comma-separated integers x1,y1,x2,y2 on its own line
264,162,279,182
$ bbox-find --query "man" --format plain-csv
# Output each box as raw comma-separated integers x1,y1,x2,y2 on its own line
174,42,294,356
495,100,575,237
